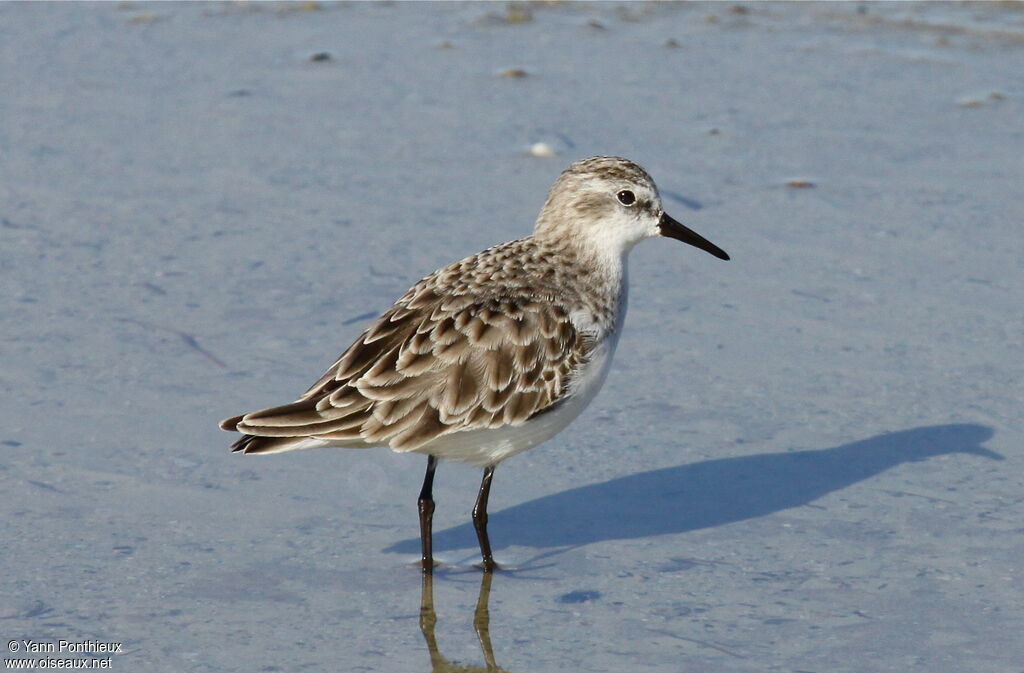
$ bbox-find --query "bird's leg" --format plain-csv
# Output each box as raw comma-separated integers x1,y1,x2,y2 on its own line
418,455,438,573
472,466,496,572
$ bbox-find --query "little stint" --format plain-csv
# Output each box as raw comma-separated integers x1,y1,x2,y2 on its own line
220,156,730,573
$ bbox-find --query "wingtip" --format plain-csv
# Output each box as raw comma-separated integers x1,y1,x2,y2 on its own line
222,414,256,453
219,414,244,431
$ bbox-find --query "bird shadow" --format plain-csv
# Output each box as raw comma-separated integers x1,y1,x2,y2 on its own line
385,424,1000,555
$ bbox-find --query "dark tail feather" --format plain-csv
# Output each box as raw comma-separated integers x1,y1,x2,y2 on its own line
229,434,300,454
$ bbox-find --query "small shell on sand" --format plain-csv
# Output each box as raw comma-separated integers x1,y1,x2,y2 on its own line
529,143,556,158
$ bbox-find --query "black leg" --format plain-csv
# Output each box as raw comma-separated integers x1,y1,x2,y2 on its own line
418,455,438,573
472,466,496,571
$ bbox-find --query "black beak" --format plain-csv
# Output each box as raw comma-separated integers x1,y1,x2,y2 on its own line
658,213,730,261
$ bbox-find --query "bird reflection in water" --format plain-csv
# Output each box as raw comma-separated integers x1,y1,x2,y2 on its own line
419,572,511,673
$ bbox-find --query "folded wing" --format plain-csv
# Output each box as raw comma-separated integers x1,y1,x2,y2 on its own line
221,284,593,454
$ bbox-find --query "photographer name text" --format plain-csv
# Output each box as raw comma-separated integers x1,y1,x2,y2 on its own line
10,641,122,655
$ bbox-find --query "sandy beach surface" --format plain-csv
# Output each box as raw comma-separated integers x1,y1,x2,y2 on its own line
2,2,1023,671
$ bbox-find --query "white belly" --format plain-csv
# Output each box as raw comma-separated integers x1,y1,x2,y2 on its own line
411,334,620,467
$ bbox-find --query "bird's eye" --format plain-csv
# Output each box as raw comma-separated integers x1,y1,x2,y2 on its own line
616,190,636,206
